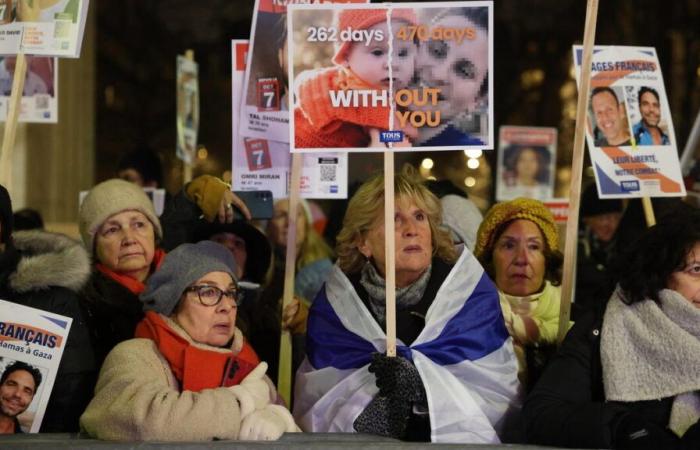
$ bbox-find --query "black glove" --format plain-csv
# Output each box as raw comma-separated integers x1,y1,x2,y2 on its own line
368,353,426,404
680,421,700,450
613,413,680,450
353,395,407,439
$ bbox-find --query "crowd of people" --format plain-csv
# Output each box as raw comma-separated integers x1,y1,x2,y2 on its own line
0,0,696,444
1,155,698,448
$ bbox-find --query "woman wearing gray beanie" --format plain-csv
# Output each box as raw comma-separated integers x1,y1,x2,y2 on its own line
81,240,299,441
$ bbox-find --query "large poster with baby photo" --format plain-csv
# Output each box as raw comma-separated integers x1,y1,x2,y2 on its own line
288,1,493,152
232,40,347,199
0,299,72,433
573,45,685,198
239,0,367,144
0,0,90,57
496,126,557,201
0,55,57,123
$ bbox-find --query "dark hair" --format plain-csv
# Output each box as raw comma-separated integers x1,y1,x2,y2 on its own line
0,361,42,391
616,205,700,304
13,208,44,231
503,145,551,184
481,219,563,287
591,86,619,104
637,86,659,105
117,147,164,187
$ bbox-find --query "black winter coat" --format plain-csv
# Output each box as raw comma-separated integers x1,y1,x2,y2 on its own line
0,230,96,433
79,270,145,369
523,303,676,448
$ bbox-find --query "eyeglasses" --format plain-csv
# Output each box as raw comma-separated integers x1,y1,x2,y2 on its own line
184,285,240,307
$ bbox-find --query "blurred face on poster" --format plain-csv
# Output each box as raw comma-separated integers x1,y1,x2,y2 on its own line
343,20,415,90
591,89,629,146
414,11,488,123
639,90,661,128
515,147,540,186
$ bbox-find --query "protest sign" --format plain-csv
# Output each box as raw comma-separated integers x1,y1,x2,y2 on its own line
232,40,347,199
573,45,685,198
288,1,493,152
0,55,56,122
239,0,367,144
0,0,89,57
496,126,557,201
0,299,72,433
176,54,199,165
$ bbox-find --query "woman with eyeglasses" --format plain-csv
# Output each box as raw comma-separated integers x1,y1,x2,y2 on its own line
80,241,299,441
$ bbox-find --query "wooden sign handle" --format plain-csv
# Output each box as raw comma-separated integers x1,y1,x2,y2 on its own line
557,0,599,344
384,151,396,357
0,53,28,188
182,49,194,183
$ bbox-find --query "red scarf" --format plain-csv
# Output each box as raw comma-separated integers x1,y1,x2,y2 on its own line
96,249,166,295
134,311,260,392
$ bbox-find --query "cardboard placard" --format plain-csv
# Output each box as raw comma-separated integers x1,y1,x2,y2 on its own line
0,55,57,123
288,1,493,152
496,126,557,201
0,0,90,57
231,40,347,199
239,0,368,144
0,299,72,433
573,45,685,198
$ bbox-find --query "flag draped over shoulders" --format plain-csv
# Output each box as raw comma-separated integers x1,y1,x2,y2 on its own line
293,249,521,443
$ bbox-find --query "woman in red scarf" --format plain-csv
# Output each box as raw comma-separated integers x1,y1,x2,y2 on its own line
80,241,298,441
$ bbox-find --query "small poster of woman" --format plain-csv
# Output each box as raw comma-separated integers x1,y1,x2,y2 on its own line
496,126,557,201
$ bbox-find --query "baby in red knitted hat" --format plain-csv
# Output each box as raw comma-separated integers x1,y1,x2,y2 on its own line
293,8,418,149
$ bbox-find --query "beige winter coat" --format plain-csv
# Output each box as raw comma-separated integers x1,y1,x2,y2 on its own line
80,337,247,441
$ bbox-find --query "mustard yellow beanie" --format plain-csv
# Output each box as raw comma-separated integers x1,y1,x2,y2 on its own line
474,197,558,260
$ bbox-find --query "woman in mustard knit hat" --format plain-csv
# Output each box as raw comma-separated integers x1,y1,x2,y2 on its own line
475,197,568,389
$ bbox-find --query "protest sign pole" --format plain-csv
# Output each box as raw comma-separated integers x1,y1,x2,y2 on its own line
0,53,28,189
278,152,302,406
641,196,656,227
557,0,599,344
384,151,397,357
182,49,194,183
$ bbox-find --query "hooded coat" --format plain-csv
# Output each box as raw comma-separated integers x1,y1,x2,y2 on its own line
0,230,96,432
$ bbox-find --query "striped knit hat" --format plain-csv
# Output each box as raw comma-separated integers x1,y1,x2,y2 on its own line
474,197,558,260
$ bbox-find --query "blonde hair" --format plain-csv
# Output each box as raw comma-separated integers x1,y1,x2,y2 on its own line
336,165,457,274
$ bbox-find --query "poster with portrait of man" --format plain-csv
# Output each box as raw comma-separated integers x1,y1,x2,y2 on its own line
0,0,90,57
231,40,348,199
496,126,557,201
288,1,494,152
239,0,368,144
0,299,72,433
0,55,57,123
573,45,684,199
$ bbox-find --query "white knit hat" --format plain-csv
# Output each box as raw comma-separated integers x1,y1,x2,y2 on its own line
79,179,163,253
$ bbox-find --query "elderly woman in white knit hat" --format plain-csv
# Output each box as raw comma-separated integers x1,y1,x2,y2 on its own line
78,176,245,368
80,240,299,441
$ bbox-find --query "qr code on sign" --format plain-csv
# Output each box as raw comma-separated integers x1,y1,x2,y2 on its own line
35,95,49,109
320,164,336,182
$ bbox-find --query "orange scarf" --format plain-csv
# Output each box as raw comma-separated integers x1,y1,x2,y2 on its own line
96,249,166,295
135,311,260,392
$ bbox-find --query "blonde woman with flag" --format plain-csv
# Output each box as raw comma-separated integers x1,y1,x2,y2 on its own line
293,166,520,443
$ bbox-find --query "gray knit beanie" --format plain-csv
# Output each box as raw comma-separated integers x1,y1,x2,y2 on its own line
79,179,163,253
140,241,238,316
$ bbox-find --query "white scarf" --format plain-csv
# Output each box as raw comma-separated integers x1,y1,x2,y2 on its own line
601,288,700,436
